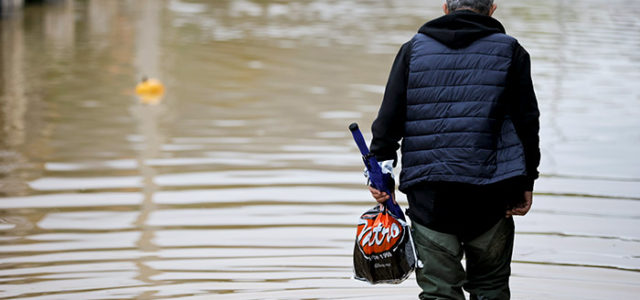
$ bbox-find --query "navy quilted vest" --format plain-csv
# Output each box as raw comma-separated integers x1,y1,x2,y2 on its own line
399,33,526,191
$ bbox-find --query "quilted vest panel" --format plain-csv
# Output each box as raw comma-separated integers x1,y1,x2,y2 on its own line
399,33,526,191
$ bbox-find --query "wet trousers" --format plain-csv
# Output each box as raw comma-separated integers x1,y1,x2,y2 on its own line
411,217,515,300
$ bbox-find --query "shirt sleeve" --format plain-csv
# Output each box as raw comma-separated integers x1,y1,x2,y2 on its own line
370,41,411,166
507,43,541,191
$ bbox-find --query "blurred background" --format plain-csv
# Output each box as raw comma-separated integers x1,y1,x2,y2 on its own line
0,0,639,299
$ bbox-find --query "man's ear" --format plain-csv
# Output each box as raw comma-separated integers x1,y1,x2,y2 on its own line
443,3,450,14
488,4,497,16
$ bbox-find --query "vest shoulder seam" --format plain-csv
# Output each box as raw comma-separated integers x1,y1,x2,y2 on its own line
411,52,512,59
406,100,496,106
408,83,505,88
413,33,516,46
406,116,497,122
409,67,508,73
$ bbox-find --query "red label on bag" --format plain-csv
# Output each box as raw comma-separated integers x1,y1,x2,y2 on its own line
356,212,403,255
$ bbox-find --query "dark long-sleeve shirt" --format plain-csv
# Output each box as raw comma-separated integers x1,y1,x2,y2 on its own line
369,10,540,239
371,39,540,190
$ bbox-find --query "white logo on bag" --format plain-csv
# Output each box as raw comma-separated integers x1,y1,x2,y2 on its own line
358,221,401,247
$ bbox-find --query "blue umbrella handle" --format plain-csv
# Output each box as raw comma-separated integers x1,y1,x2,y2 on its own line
349,123,405,220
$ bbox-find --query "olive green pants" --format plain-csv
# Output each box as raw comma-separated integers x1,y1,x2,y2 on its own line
411,217,515,300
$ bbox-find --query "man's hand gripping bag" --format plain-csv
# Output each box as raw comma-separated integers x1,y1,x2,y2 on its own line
353,205,417,284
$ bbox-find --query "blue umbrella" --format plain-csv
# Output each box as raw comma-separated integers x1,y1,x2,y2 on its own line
349,123,405,220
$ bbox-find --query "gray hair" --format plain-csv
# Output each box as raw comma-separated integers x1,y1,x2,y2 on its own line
446,0,494,15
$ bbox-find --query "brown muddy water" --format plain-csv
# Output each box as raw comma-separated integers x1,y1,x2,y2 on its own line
1,0,639,299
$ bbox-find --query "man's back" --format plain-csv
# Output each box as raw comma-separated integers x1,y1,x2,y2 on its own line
401,29,526,191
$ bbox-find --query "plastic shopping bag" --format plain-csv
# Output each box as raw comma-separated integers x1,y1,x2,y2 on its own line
353,204,417,284
349,123,418,284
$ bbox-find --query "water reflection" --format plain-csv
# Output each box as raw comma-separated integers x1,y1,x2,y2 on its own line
0,11,27,196
0,0,639,299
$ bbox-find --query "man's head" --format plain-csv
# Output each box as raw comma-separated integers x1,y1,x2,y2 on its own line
443,0,497,16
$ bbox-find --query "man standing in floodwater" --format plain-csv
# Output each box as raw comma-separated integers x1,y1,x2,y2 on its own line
367,0,540,299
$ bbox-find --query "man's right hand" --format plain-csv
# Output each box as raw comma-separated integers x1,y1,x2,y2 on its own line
368,186,396,204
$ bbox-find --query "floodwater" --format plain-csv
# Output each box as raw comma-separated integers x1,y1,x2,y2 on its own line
0,0,639,299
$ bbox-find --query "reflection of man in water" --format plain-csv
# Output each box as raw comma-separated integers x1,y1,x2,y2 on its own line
367,0,540,298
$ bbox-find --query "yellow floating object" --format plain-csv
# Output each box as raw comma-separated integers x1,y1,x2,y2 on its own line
135,77,165,104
